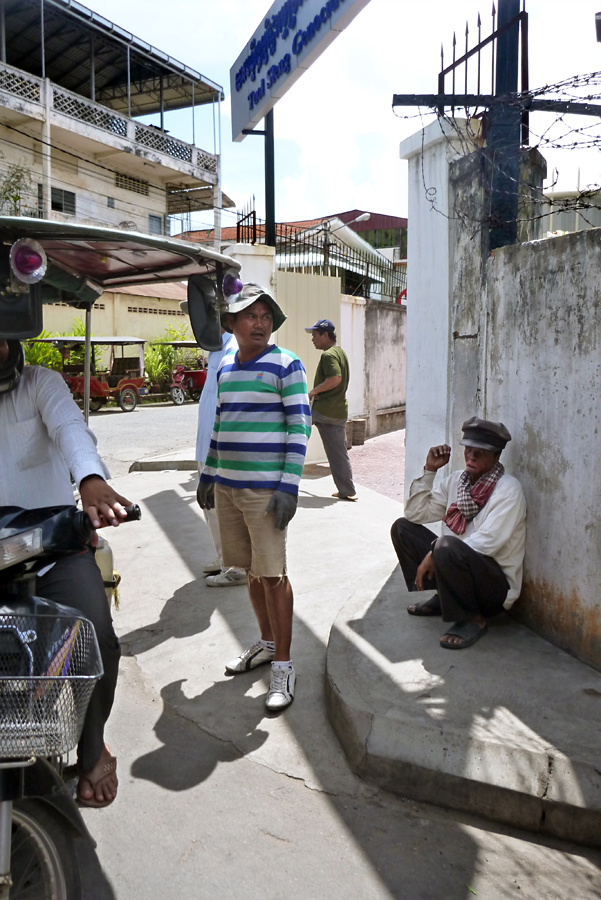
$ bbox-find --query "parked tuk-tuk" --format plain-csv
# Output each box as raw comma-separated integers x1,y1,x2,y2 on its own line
30,335,147,412
0,216,242,422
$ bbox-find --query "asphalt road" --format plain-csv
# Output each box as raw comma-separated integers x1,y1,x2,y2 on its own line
89,401,407,503
90,401,200,477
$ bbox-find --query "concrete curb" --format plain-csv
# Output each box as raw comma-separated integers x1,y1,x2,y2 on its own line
129,459,197,472
325,580,601,848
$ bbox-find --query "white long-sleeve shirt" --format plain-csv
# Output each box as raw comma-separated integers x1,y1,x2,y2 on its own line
405,469,527,607
195,332,238,468
0,366,109,509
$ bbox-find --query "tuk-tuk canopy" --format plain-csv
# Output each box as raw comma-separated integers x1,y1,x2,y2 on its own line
0,218,240,290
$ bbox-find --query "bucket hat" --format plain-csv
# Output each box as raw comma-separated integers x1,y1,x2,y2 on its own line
222,282,286,333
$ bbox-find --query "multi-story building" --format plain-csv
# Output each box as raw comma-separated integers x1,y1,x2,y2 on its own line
0,0,233,240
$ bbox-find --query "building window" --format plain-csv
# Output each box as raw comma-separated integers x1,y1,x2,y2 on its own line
107,197,115,208
51,188,76,215
115,172,149,196
148,214,163,235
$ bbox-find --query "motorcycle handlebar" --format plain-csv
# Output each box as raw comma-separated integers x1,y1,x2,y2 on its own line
77,504,142,540
121,504,142,522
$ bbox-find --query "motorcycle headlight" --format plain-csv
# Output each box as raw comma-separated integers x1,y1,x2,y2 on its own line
0,528,43,570
9,238,47,285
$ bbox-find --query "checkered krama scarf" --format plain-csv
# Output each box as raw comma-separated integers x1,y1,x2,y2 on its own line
443,461,505,535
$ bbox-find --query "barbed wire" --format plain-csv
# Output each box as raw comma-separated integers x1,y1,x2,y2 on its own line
393,70,601,238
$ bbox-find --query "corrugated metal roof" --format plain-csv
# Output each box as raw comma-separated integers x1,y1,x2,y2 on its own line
3,0,222,115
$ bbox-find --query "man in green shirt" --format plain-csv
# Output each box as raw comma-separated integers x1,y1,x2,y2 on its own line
306,318,357,501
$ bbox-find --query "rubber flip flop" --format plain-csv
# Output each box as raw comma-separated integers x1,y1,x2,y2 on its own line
440,621,488,650
407,595,442,616
332,493,358,501
77,754,118,808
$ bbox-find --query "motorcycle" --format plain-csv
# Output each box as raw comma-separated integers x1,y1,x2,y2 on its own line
0,502,140,899
169,363,207,406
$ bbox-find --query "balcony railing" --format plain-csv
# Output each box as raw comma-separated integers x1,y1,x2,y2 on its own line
0,61,218,175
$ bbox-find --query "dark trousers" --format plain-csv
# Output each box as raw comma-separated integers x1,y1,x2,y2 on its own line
37,550,121,772
390,517,509,623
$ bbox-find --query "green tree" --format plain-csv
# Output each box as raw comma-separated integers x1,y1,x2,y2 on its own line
23,331,63,370
0,163,33,216
145,323,191,387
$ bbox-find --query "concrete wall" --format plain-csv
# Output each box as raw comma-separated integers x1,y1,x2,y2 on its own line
364,299,406,436
42,293,191,342
340,295,366,419
222,246,407,463
0,122,169,230
399,121,478,485
400,119,601,668
484,229,601,668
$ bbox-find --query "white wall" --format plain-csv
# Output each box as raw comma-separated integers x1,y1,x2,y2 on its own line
399,120,473,487
340,296,366,418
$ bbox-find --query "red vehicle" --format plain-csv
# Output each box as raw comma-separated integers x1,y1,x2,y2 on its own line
32,336,147,412
154,340,207,405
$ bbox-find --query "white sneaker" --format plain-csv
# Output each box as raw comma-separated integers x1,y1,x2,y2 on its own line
225,640,274,674
202,557,222,575
266,664,296,711
206,568,247,588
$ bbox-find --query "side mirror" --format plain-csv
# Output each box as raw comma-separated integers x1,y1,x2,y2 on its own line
186,274,223,351
0,243,44,338
0,283,43,339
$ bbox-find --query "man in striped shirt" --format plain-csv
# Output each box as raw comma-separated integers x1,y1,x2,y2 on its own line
198,284,311,710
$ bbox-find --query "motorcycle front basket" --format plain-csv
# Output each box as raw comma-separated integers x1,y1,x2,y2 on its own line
0,612,103,758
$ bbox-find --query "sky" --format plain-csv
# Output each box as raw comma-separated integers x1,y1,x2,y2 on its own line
85,0,601,230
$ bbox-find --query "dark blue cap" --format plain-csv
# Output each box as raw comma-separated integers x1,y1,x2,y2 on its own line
305,319,335,333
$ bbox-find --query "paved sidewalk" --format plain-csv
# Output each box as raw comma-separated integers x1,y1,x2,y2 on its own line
125,431,601,846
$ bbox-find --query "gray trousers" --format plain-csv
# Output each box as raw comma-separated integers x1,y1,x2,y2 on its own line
315,421,356,497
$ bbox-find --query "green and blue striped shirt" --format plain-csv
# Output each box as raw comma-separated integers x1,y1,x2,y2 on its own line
200,344,311,495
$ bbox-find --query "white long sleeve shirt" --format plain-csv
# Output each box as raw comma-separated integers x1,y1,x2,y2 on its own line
0,366,109,509
405,469,527,607
195,332,238,468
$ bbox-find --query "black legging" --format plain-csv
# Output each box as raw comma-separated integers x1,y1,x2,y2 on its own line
390,517,509,623
37,549,121,772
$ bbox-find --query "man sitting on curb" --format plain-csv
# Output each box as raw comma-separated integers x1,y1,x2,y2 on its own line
197,284,311,710
390,417,526,649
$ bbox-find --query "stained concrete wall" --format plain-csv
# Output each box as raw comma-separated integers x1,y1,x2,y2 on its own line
484,230,601,668
364,299,406,436
401,119,601,669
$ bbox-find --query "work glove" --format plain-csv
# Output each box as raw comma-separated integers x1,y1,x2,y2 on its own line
197,480,215,510
266,490,298,531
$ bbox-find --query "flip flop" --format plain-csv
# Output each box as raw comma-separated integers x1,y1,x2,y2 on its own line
440,621,488,650
407,594,442,616
332,493,358,501
77,754,118,808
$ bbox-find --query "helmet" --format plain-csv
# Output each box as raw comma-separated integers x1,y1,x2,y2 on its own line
0,340,24,395
221,282,287,333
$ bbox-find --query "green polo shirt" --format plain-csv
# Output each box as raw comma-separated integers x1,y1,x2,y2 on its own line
312,345,349,420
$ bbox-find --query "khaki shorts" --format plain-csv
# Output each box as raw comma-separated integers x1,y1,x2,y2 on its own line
215,485,287,578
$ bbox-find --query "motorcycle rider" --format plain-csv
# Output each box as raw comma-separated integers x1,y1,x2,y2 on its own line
0,337,129,807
